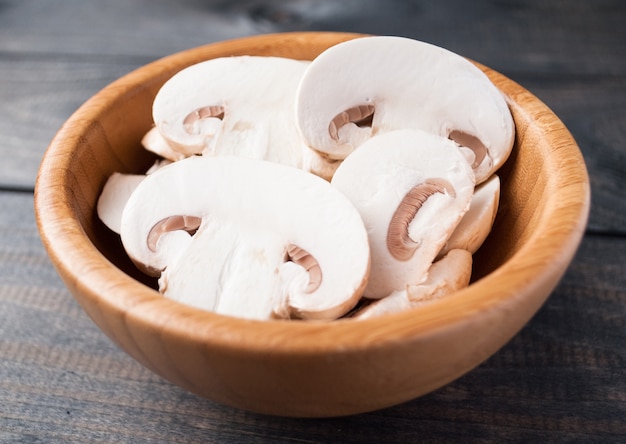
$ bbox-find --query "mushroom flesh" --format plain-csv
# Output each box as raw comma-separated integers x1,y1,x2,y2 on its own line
295,35,515,183
152,55,310,168
120,155,370,321
352,249,473,319
438,174,501,258
331,129,475,298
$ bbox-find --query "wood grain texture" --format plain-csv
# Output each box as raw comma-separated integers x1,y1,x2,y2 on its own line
1,0,625,440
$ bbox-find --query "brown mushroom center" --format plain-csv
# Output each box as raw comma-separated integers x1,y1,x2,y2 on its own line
285,244,322,293
387,179,456,261
147,215,202,252
448,130,488,169
328,104,375,142
183,106,225,134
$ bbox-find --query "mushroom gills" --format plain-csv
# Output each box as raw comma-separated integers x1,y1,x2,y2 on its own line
329,104,375,143
448,130,489,170
147,215,202,252
183,105,225,134
387,178,456,261
285,244,322,293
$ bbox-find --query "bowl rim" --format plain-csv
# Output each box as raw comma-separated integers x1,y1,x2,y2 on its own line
34,31,590,356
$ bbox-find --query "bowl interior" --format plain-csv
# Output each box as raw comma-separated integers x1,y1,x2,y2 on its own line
63,37,547,287
37,31,590,329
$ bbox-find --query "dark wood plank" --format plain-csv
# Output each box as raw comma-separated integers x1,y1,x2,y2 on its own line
1,191,624,441
2,1,624,232
0,57,143,190
1,0,624,76
1,0,625,441
0,0,251,58
0,6,626,232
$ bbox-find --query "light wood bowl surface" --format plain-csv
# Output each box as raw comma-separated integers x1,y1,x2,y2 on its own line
34,32,590,417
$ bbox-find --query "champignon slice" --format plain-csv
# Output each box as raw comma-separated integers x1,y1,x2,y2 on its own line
331,129,475,298
296,35,515,183
96,172,145,234
141,126,187,162
438,174,501,258
145,159,173,175
300,145,343,181
120,155,370,321
352,249,473,319
152,55,310,168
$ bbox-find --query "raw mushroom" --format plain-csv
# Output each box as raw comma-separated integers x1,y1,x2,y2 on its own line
120,155,370,321
141,126,186,162
295,35,515,183
97,172,145,234
352,249,473,320
97,158,176,235
331,129,475,298
153,55,310,168
438,174,501,258
300,146,343,182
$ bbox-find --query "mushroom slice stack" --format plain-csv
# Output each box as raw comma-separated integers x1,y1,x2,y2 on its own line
438,174,501,258
331,129,475,299
153,55,310,167
352,249,473,320
120,155,370,321
295,35,515,184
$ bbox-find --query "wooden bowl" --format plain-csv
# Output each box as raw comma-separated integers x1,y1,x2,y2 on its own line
34,32,590,417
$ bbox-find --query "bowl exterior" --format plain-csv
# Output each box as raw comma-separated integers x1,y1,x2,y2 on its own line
34,32,590,417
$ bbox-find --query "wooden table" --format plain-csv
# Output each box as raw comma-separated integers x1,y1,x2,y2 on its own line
1,1,624,441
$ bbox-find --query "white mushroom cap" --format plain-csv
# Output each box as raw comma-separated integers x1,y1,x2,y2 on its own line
120,155,370,321
296,35,515,183
153,55,310,168
352,249,473,319
438,174,500,258
96,172,145,234
331,129,475,298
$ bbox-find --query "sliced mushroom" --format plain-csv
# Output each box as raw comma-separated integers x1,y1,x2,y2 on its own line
141,126,187,162
295,35,515,183
331,129,475,298
152,55,310,168
438,174,501,258
144,158,173,175
97,172,145,234
120,155,370,321
300,145,343,181
352,249,473,319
